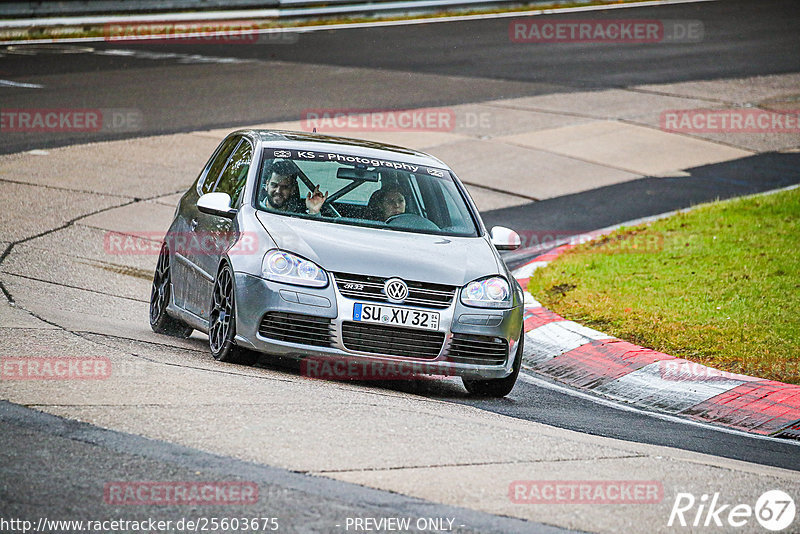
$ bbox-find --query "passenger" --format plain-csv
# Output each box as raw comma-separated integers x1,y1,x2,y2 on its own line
261,160,327,215
365,188,406,222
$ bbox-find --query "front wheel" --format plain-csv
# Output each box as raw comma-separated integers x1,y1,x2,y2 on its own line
208,264,257,365
462,327,524,398
150,246,193,338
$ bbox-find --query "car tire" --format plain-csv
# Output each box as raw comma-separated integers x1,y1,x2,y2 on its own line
462,326,524,398
208,263,258,365
150,246,193,338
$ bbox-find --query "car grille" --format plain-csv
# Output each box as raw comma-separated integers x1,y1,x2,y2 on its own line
258,312,334,347
447,334,508,365
333,272,456,309
341,322,445,359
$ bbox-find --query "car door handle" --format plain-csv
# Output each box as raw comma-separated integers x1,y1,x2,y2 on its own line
190,218,198,230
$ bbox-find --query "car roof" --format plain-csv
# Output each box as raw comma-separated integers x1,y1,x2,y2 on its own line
237,129,450,170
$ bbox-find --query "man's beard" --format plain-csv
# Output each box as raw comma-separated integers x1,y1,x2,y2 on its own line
267,193,286,209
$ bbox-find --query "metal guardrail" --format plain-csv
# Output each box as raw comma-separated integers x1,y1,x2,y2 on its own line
280,0,531,17
0,0,535,19
0,1,272,18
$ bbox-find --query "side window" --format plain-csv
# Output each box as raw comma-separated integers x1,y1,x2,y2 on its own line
215,140,253,206
200,136,240,195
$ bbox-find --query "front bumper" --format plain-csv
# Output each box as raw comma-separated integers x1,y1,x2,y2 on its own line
232,272,523,379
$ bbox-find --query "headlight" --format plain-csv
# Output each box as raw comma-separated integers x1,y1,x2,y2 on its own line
460,276,512,308
262,250,327,288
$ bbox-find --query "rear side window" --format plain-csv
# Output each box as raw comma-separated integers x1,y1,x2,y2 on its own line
200,136,240,195
215,140,253,206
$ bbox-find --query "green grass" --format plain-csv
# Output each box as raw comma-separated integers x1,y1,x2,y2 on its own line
527,188,800,384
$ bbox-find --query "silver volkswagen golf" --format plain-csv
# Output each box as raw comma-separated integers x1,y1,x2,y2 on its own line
150,130,525,396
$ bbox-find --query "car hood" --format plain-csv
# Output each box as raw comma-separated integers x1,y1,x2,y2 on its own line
255,212,502,286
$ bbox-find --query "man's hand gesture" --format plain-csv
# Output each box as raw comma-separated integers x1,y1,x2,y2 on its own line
306,184,328,215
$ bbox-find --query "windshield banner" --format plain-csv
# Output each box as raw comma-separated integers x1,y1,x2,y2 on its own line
264,148,447,178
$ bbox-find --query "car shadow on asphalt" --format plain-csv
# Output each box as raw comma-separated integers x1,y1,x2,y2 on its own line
181,331,469,397
250,352,482,399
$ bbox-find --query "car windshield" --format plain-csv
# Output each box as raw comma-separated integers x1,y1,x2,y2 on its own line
254,148,479,237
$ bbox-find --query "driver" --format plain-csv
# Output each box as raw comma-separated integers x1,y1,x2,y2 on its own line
261,160,327,215
366,188,406,222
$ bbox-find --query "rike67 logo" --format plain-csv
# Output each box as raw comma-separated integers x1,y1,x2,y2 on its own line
669,490,796,531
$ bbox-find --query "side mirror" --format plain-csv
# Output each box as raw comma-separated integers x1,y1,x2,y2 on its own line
490,226,521,251
197,192,237,219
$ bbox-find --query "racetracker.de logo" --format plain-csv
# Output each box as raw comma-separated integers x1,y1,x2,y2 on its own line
0,109,142,133
301,108,456,132
658,360,752,382
104,481,259,505
301,356,455,381
104,231,260,256
103,21,297,44
515,230,664,253
509,19,703,43
509,480,663,504
1,357,111,380
661,109,800,133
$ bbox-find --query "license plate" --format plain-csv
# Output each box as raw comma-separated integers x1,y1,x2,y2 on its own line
353,303,440,330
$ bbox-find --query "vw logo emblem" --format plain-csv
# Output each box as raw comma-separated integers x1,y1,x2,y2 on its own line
384,278,409,303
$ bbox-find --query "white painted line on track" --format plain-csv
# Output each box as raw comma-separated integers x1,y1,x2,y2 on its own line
518,370,800,447
2,45,254,65
0,0,718,44
512,260,548,278
95,48,252,64
0,79,44,88
523,320,612,364
522,292,542,307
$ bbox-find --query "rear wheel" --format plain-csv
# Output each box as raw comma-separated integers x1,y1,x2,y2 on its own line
462,327,524,398
150,246,193,338
208,264,257,365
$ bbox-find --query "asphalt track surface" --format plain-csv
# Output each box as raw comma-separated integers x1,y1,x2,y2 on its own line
237,360,800,471
1,401,566,534
2,0,800,528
